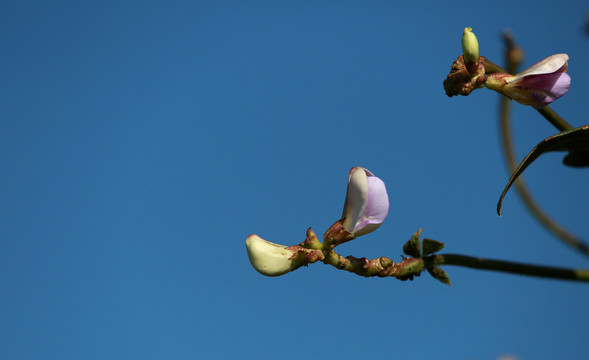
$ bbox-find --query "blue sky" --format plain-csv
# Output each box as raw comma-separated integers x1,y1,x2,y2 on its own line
2,1,589,359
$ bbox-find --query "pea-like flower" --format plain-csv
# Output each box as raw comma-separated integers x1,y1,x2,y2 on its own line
245,235,297,277
486,54,570,109
341,167,389,237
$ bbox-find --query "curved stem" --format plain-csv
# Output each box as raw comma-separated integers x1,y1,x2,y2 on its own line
498,35,589,257
499,97,589,257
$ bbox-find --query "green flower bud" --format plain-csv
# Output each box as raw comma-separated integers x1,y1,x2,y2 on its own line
462,27,479,65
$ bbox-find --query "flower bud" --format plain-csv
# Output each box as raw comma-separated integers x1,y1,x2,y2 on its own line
341,167,389,237
245,235,298,277
462,27,479,66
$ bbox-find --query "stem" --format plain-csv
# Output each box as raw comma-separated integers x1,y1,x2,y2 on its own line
317,248,589,282
427,254,589,281
537,106,574,132
298,229,589,282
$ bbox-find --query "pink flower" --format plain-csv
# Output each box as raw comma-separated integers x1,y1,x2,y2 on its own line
487,54,570,109
341,167,389,237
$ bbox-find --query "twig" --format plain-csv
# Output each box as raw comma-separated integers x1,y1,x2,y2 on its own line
295,229,589,282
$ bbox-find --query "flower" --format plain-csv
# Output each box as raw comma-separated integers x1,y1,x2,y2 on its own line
341,167,389,237
486,54,570,109
245,235,298,277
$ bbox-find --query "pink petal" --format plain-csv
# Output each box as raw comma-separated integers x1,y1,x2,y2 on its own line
351,176,389,237
516,72,571,108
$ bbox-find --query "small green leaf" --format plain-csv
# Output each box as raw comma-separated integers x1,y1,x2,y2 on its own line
427,266,452,286
497,125,589,216
403,228,422,258
422,238,445,256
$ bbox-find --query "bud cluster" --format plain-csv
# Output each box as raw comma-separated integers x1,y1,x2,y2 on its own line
444,27,571,109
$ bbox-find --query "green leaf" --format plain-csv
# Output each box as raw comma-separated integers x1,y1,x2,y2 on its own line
427,266,452,286
422,238,445,256
403,228,422,258
497,125,589,216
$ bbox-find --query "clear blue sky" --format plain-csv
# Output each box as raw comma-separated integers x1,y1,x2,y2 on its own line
2,1,588,359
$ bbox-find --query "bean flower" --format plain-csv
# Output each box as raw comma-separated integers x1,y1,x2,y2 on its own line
341,167,389,237
486,53,570,109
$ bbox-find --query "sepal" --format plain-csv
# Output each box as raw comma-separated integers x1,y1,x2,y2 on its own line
403,228,422,258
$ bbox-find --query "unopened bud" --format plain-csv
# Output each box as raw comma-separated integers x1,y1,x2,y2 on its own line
245,235,298,277
462,27,479,66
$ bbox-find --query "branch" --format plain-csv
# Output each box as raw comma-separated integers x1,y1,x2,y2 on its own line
295,229,589,283
428,254,589,281
317,248,589,283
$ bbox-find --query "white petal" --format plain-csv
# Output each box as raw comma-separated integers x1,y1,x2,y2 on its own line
341,167,370,234
507,54,568,83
